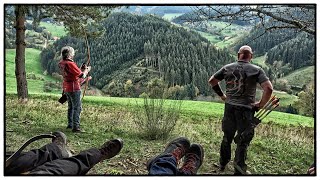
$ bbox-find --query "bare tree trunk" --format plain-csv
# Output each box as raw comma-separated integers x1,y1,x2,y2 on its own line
14,5,28,102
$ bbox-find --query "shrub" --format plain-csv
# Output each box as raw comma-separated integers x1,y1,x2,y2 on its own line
274,79,290,92
139,92,149,98
43,81,61,92
134,96,182,140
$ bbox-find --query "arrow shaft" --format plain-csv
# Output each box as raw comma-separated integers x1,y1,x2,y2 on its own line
255,95,276,117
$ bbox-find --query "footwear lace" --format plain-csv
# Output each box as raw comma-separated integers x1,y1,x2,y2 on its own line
171,147,185,161
101,142,114,155
180,154,197,174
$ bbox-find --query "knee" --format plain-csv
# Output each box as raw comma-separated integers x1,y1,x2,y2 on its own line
237,131,254,145
222,135,233,145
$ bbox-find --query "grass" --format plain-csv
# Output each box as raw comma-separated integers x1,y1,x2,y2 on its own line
5,94,314,175
5,48,311,127
39,22,67,37
25,20,67,38
5,48,315,175
207,21,245,37
272,90,298,107
162,13,184,21
191,21,248,49
280,66,314,87
83,95,312,128
5,48,60,94
196,30,221,44
252,55,268,69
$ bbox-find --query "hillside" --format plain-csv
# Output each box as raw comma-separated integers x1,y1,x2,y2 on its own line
40,12,234,97
266,33,314,71
162,13,184,21
6,19,66,50
120,6,193,16
176,20,249,49
252,55,268,69
234,22,315,73
250,54,314,92
280,66,314,88
5,48,60,94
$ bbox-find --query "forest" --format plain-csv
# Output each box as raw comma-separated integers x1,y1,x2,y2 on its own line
40,12,234,98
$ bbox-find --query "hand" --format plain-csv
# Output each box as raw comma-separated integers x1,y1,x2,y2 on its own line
80,63,87,71
252,101,261,111
87,76,92,81
220,94,227,101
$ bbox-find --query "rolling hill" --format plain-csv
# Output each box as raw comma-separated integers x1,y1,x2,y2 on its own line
280,66,314,88
5,48,60,94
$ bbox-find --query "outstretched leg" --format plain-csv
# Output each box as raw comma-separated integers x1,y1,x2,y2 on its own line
29,139,123,175
5,131,70,175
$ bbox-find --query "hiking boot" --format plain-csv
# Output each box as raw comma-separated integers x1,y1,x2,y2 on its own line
165,137,190,162
146,137,190,170
52,131,72,158
214,162,226,171
99,139,123,161
72,127,84,133
234,164,250,175
66,125,72,129
179,143,204,175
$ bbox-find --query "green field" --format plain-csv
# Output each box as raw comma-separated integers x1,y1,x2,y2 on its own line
280,66,314,87
5,48,60,94
162,13,184,21
25,20,67,38
39,22,67,37
191,21,248,49
5,48,314,175
207,21,245,37
5,94,314,175
196,30,221,44
5,48,308,126
83,95,312,127
252,55,268,69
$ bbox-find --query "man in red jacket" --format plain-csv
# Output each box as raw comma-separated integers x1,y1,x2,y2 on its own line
58,46,91,132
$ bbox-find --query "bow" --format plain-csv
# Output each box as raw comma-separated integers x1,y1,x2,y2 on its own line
6,134,56,167
81,27,91,100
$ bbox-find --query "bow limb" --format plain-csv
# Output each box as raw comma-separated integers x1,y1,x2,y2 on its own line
6,134,55,167
81,28,91,101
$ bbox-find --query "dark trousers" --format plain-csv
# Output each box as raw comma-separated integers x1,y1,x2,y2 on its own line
66,90,82,129
219,103,255,174
5,143,102,175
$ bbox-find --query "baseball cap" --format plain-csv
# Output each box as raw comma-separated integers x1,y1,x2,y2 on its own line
238,45,253,54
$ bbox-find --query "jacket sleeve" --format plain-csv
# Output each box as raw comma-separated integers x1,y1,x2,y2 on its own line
67,62,83,78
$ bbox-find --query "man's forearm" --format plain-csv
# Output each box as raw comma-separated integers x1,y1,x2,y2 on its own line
212,84,224,96
259,88,273,108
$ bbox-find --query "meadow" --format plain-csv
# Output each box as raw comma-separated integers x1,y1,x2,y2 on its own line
162,13,184,21
39,21,67,37
280,66,315,87
5,94,314,175
5,48,314,175
5,48,60,94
